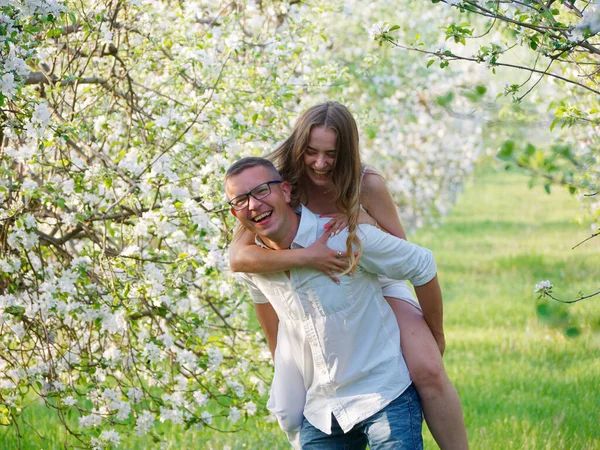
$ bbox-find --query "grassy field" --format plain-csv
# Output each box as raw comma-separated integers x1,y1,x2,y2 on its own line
2,164,599,449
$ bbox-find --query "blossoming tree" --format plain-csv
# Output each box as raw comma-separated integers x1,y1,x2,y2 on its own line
370,0,599,303
1,0,484,446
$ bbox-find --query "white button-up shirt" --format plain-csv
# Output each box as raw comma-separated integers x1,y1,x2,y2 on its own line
240,205,437,434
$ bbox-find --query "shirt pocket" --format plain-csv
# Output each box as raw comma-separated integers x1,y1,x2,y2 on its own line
301,271,361,316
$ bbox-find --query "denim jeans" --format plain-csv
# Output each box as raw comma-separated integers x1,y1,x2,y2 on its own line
300,384,423,450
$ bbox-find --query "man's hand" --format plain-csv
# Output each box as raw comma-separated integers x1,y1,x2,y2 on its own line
413,275,445,356
432,330,446,357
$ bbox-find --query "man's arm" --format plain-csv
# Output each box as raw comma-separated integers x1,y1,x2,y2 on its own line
336,224,438,286
238,273,280,360
254,302,279,361
325,223,444,352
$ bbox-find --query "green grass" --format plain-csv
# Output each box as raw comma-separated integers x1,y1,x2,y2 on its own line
2,164,599,449
412,164,600,450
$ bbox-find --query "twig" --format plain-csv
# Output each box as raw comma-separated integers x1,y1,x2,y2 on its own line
571,231,600,249
546,289,600,303
384,37,600,96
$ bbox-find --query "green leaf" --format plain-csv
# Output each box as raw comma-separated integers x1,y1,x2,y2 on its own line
544,184,551,194
436,91,454,106
5,305,26,318
365,125,377,139
475,85,487,95
536,303,551,318
46,28,63,38
524,143,536,156
427,59,435,68
497,140,515,161
388,25,400,32
568,186,577,195
552,145,576,164
565,327,581,338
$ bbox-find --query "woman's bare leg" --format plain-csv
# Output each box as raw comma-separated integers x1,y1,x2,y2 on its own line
386,297,469,450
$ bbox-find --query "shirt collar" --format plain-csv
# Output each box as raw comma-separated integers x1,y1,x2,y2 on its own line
253,205,317,250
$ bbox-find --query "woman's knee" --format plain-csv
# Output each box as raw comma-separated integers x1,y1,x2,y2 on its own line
386,297,450,392
406,352,447,391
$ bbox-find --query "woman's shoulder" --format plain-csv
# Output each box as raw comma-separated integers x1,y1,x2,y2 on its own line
360,165,387,193
359,165,392,212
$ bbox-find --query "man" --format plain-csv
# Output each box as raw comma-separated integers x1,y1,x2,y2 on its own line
225,157,443,449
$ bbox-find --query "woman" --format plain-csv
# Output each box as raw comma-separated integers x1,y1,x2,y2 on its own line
229,102,468,449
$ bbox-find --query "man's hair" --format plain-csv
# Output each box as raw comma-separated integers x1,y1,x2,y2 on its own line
225,157,281,184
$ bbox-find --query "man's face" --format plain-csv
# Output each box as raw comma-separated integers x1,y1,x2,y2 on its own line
226,165,292,242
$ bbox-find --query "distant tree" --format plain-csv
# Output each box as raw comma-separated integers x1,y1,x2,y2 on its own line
370,0,600,303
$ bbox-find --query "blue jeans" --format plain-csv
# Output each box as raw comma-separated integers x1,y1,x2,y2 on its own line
300,384,423,450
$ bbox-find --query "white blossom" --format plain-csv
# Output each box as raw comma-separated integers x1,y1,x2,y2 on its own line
245,401,257,416
367,21,387,40
79,409,104,428
193,391,208,407
201,410,213,425
63,396,77,406
228,406,241,423
135,410,155,436
534,280,553,294
159,406,183,424
99,429,120,446
0,72,17,98
208,347,224,369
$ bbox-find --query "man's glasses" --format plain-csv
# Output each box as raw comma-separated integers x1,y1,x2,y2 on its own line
228,180,283,211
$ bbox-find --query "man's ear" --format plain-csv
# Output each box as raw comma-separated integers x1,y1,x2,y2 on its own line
281,181,292,204
230,207,238,218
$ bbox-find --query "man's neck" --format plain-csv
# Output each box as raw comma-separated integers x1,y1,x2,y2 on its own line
260,210,300,250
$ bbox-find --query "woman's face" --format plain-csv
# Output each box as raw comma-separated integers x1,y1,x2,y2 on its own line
303,126,337,188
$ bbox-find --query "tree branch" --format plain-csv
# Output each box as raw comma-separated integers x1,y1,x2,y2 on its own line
546,289,600,303
571,231,600,250
25,72,108,86
384,38,600,96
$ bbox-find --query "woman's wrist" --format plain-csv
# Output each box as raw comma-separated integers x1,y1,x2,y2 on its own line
295,247,313,267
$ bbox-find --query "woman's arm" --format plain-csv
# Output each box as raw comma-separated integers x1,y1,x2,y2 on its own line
360,169,407,240
229,226,349,279
361,168,445,348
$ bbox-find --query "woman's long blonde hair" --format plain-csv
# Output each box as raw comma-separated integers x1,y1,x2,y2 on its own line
269,102,363,274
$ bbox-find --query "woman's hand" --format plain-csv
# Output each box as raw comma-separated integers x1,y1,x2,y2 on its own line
320,213,348,235
320,211,377,235
303,230,349,283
